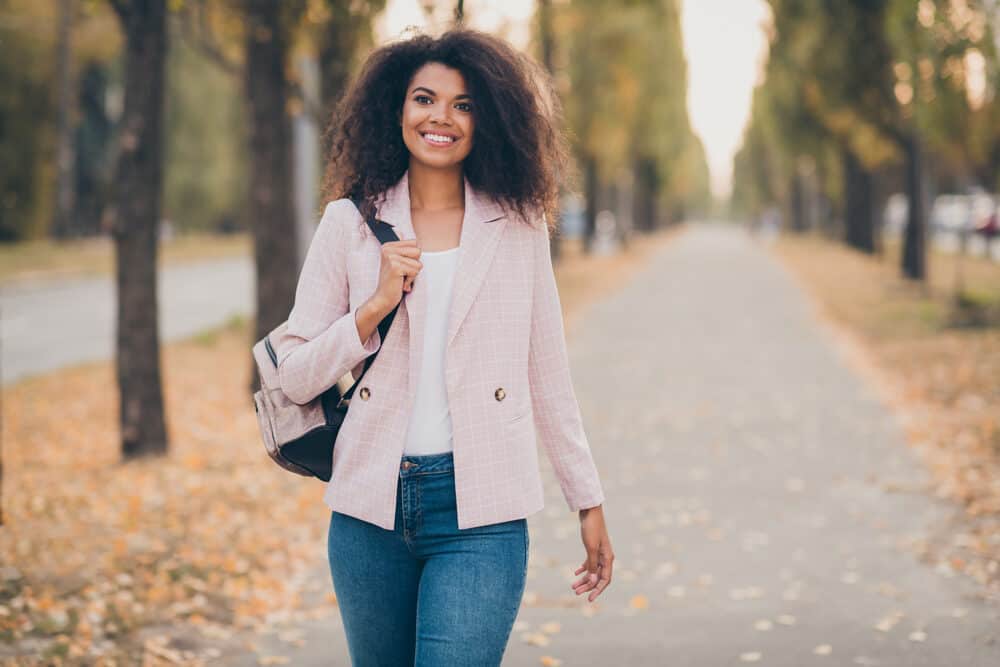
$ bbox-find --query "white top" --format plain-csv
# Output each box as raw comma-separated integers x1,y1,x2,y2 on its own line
402,246,460,455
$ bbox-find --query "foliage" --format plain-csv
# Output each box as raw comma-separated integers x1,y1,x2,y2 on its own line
732,0,1000,219
558,0,710,218
164,12,249,232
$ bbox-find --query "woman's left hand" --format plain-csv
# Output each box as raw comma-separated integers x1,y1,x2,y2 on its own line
572,505,613,602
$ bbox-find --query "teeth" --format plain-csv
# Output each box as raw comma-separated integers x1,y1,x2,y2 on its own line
424,133,456,144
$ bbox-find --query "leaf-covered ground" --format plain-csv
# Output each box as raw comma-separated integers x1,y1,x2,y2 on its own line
771,233,1000,598
0,228,680,666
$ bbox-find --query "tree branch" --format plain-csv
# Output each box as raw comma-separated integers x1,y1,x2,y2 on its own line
177,1,242,79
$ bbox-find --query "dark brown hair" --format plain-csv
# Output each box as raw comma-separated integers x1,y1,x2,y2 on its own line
320,28,570,233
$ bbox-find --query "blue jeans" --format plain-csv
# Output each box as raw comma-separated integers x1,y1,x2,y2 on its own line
327,451,529,666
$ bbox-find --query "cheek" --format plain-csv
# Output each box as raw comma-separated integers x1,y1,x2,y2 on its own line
400,108,422,149
458,118,475,155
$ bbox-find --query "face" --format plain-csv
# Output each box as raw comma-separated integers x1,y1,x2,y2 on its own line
400,62,475,170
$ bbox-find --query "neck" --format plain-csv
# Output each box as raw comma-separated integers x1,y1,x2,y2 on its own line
407,161,464,211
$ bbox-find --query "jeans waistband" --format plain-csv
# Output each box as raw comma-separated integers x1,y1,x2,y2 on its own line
399,451,454,476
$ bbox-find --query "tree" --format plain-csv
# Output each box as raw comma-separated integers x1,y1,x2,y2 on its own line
52,0,79,239
243,0,305,350
107,0,169,458
559,0,706,251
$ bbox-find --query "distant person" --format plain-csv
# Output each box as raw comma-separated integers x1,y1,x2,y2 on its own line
974,207,998,257
274,29,613,666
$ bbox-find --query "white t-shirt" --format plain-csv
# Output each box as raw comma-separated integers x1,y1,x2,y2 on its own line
402,245,459,455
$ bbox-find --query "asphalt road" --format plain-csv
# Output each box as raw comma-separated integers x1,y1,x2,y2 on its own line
0,257,253,386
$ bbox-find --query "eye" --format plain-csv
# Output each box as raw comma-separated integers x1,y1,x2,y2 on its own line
455,102,472,112
414,94,433,104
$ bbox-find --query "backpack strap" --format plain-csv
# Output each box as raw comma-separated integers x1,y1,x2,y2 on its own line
333,196,402,408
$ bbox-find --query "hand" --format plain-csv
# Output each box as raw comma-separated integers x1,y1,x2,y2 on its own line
374,238,422,307
572,505,613,602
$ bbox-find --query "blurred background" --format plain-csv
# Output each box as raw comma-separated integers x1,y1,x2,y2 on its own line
1,1,1000,665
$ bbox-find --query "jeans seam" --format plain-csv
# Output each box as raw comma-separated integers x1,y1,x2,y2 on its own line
522,521,529,577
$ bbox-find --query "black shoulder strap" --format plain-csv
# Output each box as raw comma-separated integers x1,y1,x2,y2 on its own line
336,196,402,406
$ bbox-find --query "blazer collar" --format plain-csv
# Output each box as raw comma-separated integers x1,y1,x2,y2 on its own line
374,169,507,240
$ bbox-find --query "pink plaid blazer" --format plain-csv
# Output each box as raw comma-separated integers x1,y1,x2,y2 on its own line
275,170,605,530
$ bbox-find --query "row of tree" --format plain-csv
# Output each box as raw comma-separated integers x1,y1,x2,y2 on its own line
732,0,1000,280
555,0,710,250
0,0,706,480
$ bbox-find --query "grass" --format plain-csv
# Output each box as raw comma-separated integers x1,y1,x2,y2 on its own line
0,232,251,287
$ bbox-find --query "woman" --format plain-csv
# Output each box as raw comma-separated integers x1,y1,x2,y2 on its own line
276,28,614,666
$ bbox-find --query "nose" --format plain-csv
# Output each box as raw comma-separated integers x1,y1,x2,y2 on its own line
429,104,452,124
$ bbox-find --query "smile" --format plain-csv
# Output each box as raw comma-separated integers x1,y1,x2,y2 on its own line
421,132,458,147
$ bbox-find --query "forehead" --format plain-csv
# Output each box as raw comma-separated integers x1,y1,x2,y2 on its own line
408,62,468,94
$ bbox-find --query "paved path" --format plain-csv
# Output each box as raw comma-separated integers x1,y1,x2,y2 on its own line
0,257,253,385
226,223,998,666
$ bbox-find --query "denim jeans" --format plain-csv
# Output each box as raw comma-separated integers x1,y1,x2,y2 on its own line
327,451,530,666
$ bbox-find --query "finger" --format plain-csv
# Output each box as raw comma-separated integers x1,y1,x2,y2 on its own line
387,242,422,257
571,565,600,593
392,258,423,274
587,570,612,602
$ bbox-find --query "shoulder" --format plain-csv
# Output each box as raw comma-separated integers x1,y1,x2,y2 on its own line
315,198,367,242
502,201,549,243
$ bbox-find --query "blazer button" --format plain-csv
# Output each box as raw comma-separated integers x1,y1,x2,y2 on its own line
494,387,506,401
359,386,371,400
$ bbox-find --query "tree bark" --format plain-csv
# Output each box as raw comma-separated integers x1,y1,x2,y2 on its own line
902,132,928,280
245,1,299,348
537,0,562,263
632,158,657,232
583,154,598,254
789,170,807,232
52,0,77,239
842,148,876,253
110,0,169,458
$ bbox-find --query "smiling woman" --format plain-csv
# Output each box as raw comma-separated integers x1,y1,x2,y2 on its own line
285,27,614,667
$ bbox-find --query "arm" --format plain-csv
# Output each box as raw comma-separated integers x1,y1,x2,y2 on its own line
275,200,383,405
527,220,606,513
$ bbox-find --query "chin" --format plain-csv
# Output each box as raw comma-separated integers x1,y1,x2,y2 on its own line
408,148,467,171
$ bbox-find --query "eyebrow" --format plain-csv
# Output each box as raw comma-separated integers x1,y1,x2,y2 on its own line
410,86,472,100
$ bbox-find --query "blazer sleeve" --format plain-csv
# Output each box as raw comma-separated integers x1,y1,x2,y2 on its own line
527,221,606,512
276,200,382,405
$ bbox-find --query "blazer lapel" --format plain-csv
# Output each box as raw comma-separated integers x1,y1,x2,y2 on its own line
446,180,507,351
374,170,508,399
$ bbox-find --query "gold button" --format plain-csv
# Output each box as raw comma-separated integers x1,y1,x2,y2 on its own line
401,461,415,470
494,387,506,401
359,386,371,400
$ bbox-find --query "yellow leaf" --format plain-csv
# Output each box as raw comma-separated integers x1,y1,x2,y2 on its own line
630,594,649,609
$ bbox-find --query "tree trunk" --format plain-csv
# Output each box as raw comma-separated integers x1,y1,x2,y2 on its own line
902,132,928,280
537,0,562,263
245,1,299,348
52,0,77,239
632,158,657,232
789,170,807,232
583,154,598,254
110,0,169,459
842,148,876,253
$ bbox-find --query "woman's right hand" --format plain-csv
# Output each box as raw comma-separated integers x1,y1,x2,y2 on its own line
372,238,423,309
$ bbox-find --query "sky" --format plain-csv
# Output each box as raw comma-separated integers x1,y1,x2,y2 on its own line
378,0,772,200
680,0,771,198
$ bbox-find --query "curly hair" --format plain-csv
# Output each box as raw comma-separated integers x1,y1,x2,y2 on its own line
320,28,570,234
